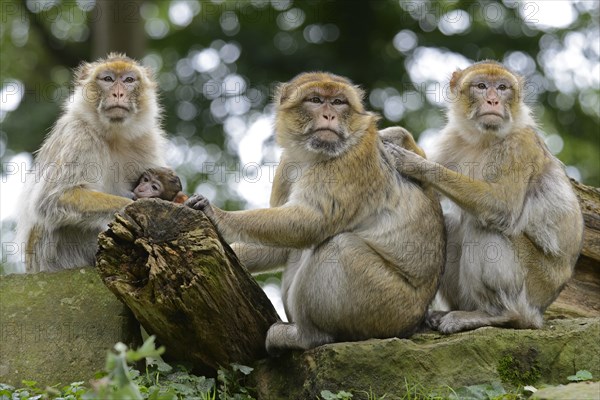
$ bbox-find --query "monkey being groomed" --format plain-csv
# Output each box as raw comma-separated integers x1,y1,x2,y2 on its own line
16,53,168,273
388,61,584,333
186,72,446,353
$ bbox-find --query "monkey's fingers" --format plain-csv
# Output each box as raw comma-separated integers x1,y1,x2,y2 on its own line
184,194,210,211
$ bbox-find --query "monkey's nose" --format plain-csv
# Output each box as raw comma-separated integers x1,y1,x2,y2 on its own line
323,114,335,121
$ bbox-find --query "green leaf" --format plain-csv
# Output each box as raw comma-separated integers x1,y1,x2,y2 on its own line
231,363,254,376
450,383,506,400
127,336,165,362
320,390,337,400
567,369,593,382
21,380,38,388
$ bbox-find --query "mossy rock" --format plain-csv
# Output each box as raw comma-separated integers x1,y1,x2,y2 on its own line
251,318,600,399
0,268,141,386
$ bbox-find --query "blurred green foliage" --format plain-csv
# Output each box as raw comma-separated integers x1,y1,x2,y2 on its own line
1,0,599,198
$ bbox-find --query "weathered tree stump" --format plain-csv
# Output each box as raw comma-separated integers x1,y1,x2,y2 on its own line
96,199,279,374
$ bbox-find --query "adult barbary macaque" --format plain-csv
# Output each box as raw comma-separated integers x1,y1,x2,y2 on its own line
133,167,188,203
17,53,167,273
186,72,445,352
388,61,584,333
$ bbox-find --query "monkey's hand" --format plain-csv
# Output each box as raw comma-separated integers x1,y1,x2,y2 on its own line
386,143,430,180
185,194,217,221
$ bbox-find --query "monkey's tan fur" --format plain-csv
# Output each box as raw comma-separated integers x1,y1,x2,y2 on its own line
186,72,445,352
16,53,167,272
390,61,584,333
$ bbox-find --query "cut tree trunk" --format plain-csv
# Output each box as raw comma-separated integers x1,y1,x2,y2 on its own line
96,182,600,373
96,199,279,375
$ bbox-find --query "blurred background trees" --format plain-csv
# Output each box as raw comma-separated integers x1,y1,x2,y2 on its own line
1,0,599,272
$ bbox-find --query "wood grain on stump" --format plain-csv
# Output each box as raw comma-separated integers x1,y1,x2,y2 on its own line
96,199,279,374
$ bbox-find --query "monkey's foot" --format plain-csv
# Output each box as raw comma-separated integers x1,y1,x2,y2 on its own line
424,310,449,330
436,310,523,334
265,322,300,356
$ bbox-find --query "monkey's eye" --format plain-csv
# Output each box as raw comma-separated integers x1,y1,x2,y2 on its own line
152,185,159,191
124,77,135,83
477,83,487,90
102,76,114,82
142,176,149,182
331,99,346,105
308,97,323,104
497,84,508,91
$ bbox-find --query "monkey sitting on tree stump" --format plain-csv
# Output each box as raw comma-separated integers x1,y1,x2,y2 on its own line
96,199,279,374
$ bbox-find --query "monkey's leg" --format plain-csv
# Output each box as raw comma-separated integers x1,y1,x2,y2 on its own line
266,248,336,354
27,225,99,272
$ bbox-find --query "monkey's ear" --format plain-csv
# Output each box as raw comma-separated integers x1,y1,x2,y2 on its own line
347,85,366,113
449,69,463,94
75,62,92,83
353,85,366,101
274,82,291,105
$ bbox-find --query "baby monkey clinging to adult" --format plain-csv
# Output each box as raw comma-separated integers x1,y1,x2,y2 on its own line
389,60,584,334
16,53,167,273
186,72,445,353
133,167,188,203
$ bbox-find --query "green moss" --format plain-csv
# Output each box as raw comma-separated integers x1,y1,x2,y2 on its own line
497,347,541,387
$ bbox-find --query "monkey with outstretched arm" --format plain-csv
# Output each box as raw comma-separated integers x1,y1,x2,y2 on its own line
186,72,445,353
16,53,167,273
387,61,584,333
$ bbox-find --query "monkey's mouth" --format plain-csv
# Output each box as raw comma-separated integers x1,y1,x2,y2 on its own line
105,105,131,112
313,128,343,141
104,105,131,120
479,112,504,118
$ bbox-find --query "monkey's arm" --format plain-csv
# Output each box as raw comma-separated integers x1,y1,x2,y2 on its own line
231,242,289,272
38,187,132,229
59,187,132,213
388,145,529,230
186,195,335,248
269,155,292,208
35,183,133,232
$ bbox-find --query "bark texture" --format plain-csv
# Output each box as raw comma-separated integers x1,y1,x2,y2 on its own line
96,199,280,374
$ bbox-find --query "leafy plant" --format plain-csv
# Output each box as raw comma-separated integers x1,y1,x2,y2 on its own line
0,337,259,400
217,363,255,400
320,390,353,399
84,336,167,400
567,370,593,382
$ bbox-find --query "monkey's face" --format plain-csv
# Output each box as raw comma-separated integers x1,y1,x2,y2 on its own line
302,89,354,155
95,67,140,122
133,168,182,201
451,62,523,136
75,55,157,127
466,76,515,132
276,73,369,158
133,172,164,200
